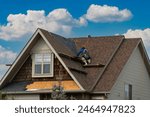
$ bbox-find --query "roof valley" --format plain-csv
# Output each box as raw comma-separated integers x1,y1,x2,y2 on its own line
90,37,125,92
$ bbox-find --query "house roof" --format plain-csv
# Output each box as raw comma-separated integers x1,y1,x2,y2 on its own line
0,28,150,94
1,81,31,93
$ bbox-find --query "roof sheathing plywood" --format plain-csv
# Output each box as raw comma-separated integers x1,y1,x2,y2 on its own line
26,80,80,91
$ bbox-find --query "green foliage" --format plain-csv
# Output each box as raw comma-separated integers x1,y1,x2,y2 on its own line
0,92,7,100
51,85,77,100
0,92,2,99
51,85,68,100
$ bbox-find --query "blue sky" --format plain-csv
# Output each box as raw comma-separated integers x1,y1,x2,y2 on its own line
0,0,150,78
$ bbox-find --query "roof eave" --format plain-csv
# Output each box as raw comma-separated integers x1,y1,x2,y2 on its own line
1,90,86,95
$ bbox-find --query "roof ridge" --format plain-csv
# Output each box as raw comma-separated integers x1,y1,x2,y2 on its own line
90,36,125,92
70,35,125,40
125,38,142,40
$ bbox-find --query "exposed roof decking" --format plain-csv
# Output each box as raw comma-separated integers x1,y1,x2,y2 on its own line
26,80,80,91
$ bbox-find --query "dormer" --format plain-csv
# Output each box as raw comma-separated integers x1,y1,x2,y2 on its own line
31,38,54,77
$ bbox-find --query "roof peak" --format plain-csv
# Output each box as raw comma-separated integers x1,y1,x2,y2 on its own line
70,35,125,40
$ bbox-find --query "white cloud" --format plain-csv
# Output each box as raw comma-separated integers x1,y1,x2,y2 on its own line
0,45,17,64
0,45,17,79
124,28,150,48
0,5,132,41
123,28,150,57
0,65,10,79
84,4,132,23
0,9,86,40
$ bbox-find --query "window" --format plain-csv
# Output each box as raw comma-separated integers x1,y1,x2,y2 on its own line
124,84,132,100
32,53,54,77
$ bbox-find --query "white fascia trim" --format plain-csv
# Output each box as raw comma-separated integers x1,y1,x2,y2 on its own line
0,30,39,86
38,30,85,91
92,92,110,94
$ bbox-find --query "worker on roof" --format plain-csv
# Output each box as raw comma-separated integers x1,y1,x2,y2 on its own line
77,47,91,65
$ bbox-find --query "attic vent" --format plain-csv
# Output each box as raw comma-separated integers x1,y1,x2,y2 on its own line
77,47,91,65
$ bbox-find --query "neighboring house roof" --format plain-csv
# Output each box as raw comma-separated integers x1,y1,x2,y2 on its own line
0,28,150,94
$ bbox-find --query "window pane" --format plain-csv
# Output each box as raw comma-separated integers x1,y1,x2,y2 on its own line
43,64,50,73
129,85,132,100
35,64,41,74
43,54,51,63
125,84,132,100
35,54,42,63
125,84,129,99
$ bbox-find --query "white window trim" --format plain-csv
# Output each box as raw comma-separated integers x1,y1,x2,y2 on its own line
32,52,54,77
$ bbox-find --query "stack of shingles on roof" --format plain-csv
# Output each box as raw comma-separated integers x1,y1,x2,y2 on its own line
41,29,141,93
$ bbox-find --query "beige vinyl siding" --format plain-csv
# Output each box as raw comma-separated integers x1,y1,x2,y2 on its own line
31,37,51,53
108,47,150,100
